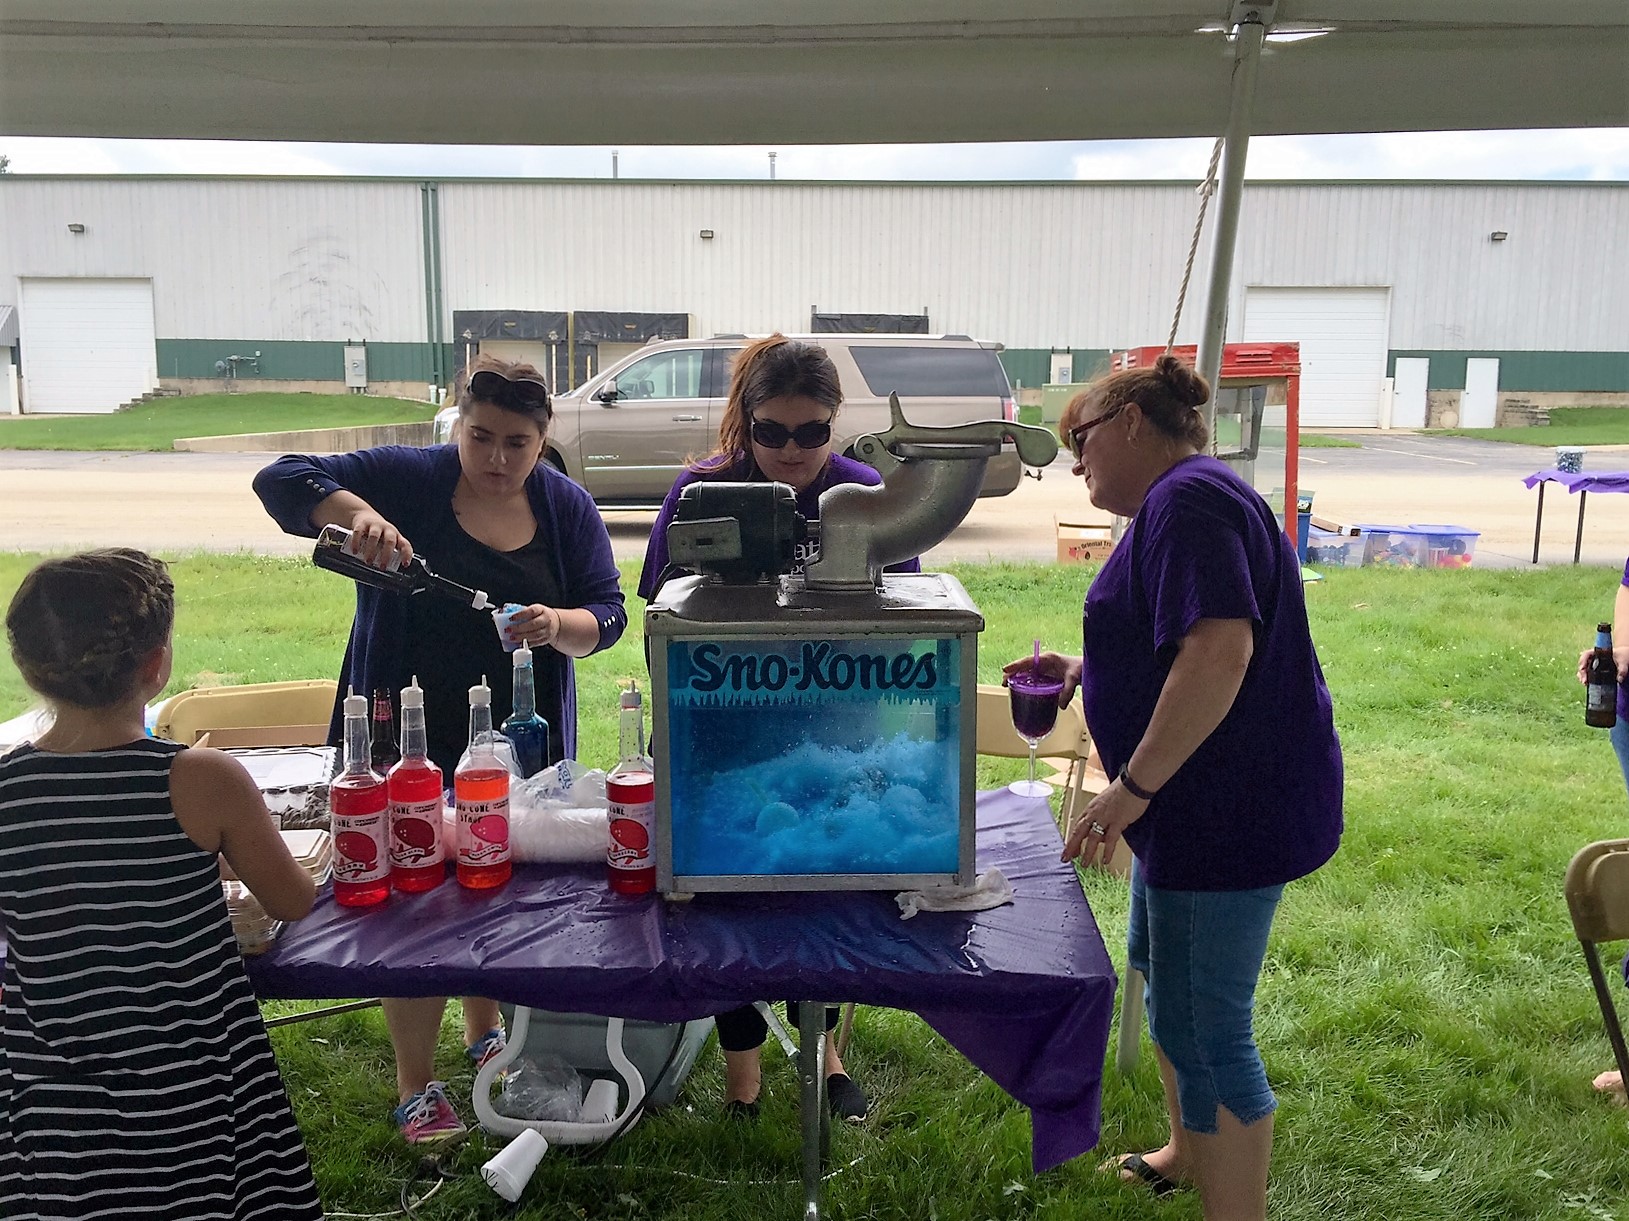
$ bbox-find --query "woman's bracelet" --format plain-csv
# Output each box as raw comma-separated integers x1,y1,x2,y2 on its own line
1117,763,1159,802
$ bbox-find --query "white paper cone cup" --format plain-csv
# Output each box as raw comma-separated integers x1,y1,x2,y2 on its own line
492,606,524,653
581,1078,619,1124
481,1128,548,1202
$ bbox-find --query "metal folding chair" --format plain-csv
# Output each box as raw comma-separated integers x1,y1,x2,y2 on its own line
1565,839,1629,1090
153,679,337,747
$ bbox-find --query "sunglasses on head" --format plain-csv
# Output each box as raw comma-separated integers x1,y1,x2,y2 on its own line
1064,403,1127,458
469,369,551,414
750,416,834,450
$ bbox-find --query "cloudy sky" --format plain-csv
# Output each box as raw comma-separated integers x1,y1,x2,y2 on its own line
4,128,1628,181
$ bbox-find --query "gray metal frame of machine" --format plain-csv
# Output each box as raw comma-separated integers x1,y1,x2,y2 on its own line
647,572,983,897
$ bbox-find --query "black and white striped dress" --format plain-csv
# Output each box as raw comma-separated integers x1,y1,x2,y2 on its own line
0,738,323,1221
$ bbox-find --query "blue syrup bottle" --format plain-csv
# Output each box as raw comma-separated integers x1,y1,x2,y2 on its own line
501,644,551,779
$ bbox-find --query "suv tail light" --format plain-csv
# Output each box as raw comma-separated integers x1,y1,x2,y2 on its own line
1001,396,1014,422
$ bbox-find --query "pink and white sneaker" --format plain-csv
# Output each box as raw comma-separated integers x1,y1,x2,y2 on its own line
392,1081,466,1145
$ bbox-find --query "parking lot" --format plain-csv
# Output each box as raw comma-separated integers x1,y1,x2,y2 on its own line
2,435,1628,570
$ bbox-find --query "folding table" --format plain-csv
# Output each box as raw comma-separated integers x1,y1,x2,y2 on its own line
1524,469,1629,564
241,787,1118,1217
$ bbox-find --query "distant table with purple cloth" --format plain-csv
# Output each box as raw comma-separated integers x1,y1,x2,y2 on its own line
1523,470,1629,564
241,787,1115,1175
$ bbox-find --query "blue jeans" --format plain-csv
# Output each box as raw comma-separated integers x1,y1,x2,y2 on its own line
1127,860,1284,1134
1611,717,1629,797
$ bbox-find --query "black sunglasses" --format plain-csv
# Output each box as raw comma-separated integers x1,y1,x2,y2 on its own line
469,369,552,415
1064,404,1126,457
750,417,833,450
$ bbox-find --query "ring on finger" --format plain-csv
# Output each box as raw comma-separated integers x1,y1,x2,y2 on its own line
1088,821,1107,835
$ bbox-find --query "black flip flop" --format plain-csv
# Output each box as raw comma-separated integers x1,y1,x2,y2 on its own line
1104,1151,1184,1197
825,1072,868,1122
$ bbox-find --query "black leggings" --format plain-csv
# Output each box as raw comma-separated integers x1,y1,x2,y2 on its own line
714,1002,840,1053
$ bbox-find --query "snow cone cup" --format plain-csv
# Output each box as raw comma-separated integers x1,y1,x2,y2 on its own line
491,603,526,652
481,1128,548,1202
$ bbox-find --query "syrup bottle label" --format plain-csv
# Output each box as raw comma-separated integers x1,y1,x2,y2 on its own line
334,809,390,884
457,797,511,865
390,798,445,868
607,795,654,873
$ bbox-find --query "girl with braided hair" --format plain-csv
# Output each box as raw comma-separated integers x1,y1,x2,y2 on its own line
1,548,322,1221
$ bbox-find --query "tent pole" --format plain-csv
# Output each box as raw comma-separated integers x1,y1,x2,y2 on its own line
1196,10,1268,442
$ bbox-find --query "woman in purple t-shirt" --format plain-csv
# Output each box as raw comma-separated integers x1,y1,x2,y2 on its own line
1004,355,1342,1220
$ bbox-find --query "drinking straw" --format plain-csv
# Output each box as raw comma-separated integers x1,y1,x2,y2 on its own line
1032,638,1041,671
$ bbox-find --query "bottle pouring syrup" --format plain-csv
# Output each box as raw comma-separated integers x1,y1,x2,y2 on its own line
388,676,446,893
313,523,493,611
455,676,512,890
330,688,391,907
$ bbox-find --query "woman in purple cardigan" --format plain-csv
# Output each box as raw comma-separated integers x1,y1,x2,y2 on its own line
254,355,625,1146
638,335,918,1125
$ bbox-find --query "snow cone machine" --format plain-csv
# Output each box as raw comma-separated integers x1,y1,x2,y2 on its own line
644,398,1059,895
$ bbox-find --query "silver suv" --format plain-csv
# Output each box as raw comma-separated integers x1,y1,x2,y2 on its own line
433,334,1021,509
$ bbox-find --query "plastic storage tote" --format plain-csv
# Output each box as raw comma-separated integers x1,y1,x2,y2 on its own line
1409,524,1479,568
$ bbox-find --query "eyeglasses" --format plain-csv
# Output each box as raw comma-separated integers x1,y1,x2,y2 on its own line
750,417,834,450
1064,404,1126,458
469,369,552,414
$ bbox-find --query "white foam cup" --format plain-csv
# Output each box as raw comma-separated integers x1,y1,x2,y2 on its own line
481,1128,548,1202
581,1078,619,1124
491,603,525,653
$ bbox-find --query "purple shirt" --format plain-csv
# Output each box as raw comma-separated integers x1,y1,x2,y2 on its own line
1079,456,1343,891
636,453,921,600
1618,558,1629,722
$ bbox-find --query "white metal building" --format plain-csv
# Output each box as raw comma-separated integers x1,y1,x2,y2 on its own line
0,174,1624,426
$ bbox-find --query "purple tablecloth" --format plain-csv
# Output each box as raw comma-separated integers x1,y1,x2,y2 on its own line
242,787,1116,1172
1523,469,1629,494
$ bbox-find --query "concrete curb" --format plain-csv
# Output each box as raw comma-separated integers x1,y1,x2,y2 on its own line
172,422,434,453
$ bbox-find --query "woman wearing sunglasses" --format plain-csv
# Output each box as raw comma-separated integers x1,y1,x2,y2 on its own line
637,333,920,602
254,353,625,1144
1003,355,1341,1220
637,334,919,1124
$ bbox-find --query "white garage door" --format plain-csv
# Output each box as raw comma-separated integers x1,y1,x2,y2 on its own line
19,278,158,414
1241,287,1390,428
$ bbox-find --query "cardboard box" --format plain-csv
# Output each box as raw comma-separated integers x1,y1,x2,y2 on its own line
1056,519,1116,564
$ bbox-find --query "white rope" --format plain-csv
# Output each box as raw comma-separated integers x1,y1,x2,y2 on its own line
1165,137,1226,354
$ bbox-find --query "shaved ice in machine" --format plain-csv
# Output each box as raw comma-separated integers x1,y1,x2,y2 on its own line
646,573,981,894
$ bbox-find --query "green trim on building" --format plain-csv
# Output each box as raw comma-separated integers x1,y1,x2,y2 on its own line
156,339,443,383
1000,348,1112,390
1387,349,1629,393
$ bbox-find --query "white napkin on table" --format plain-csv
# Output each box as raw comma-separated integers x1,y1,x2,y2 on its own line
894,867,1014,920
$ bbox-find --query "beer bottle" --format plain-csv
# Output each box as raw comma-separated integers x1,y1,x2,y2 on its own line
369,687,399,771
1586,622,1618,729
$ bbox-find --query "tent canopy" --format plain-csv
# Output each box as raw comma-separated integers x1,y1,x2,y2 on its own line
1,2,1625,146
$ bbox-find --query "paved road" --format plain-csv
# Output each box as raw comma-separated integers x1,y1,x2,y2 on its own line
2,436,1627,569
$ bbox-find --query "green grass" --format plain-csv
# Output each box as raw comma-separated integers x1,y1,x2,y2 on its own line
0,392,438,451
4,557,1629,1219
1298,433,1363,448
1436,406,1629,446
